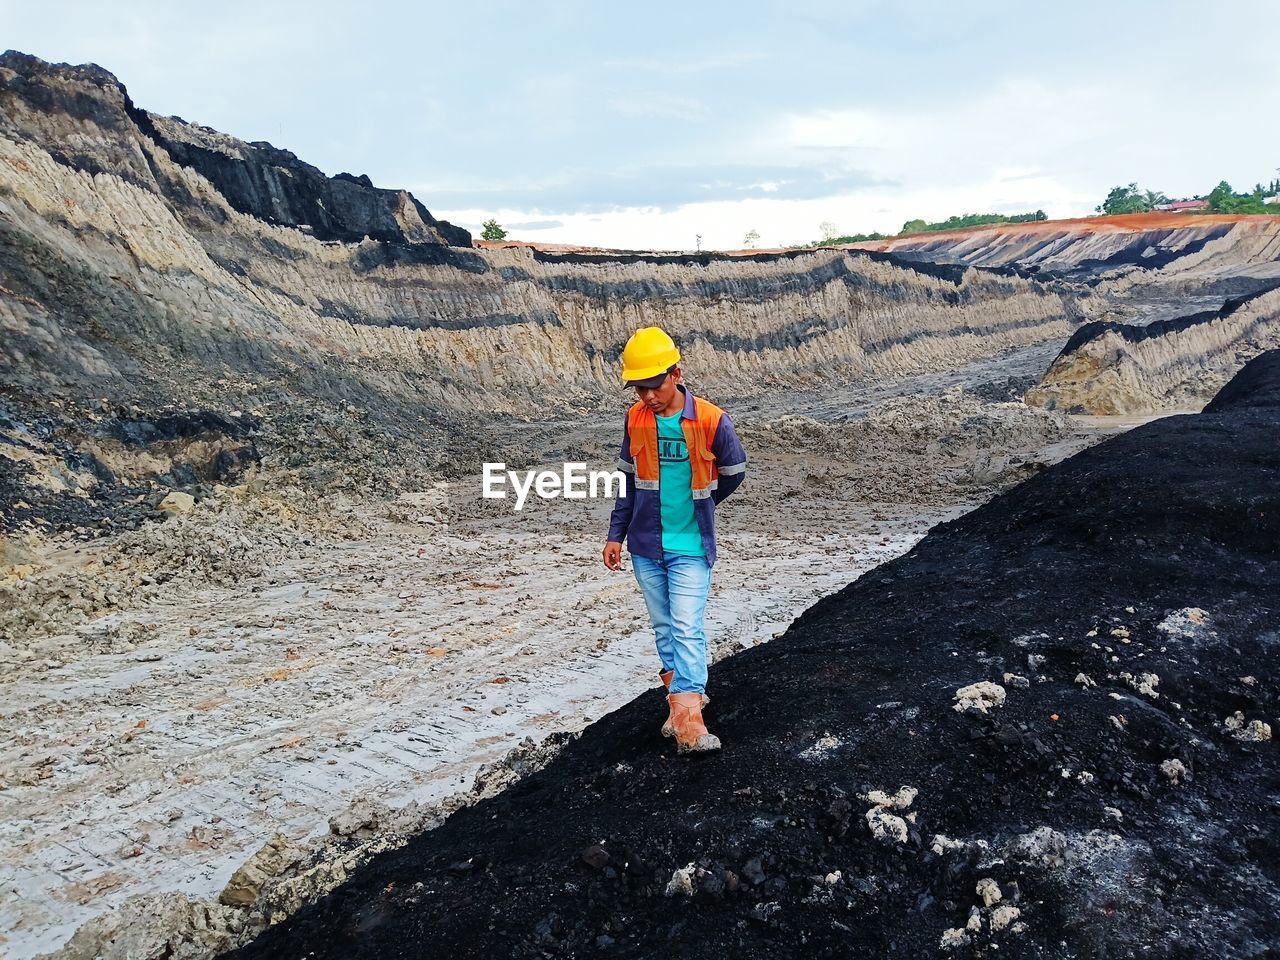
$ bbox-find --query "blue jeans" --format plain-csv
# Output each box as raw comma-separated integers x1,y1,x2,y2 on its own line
632,551,712,694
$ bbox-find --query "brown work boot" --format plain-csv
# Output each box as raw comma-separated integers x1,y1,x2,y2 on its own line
659,671,709,738
659,670,676,737
667,692,721,753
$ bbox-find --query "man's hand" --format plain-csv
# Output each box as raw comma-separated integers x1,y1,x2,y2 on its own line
602,541,623,571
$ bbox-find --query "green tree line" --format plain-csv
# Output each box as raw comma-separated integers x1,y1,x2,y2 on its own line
900,210,1048,234
791,210,1047,249
791,170,1280,250
1207,180,1279,214
1098,178,1280,215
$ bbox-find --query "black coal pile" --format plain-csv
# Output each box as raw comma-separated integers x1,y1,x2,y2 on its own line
228,354,1280,960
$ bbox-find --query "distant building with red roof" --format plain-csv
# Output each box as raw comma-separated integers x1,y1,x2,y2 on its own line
1153,199,1210,212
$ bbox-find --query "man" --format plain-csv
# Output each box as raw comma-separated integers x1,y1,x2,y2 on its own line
602,326,747,754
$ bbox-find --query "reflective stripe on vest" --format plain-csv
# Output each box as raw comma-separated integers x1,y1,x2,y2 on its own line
627,394,724,497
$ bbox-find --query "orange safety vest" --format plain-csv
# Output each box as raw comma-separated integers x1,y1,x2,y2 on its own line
626,395,724,500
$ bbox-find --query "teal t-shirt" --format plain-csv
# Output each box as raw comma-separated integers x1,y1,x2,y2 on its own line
655,411,706,557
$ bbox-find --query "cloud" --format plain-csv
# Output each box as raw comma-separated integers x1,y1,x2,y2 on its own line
504,219,564,231
434,166,1097,254
413,163,886,215
761,82,1115,186
778,108,891,153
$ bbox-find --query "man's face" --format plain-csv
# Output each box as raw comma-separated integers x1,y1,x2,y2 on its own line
634,367,682,413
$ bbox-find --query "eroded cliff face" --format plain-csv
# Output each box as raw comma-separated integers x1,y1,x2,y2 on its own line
0,51,471,248
0,51,1085,530
1024,285,1280,414
0,52,1077,411
858,213,1280,296
853,214,1280,413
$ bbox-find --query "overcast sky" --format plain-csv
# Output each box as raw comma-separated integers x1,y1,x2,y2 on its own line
7,1,1279,250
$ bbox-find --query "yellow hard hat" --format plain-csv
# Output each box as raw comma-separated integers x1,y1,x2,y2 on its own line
620,326,681,383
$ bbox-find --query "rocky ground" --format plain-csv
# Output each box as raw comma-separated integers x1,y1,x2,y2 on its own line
0,349,1121,959
221,352,1280,960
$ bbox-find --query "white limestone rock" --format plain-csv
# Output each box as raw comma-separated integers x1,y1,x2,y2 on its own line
975,877,1002,907
939,927,971,950
866,807,909,844
1224,712,1272,742
664,863,697,897
990,904,1022,932
953,681,1007,714
865,785,918,810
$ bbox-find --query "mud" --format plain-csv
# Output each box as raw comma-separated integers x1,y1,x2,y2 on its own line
224,353,1280,960
0,358,1120,958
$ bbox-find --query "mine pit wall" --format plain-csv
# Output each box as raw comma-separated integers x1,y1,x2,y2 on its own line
0,56,1083,419
1090,219,1280,300
861,216,1280,282
1026,285,1280,415
352,248,1080,407
849,214,1280,415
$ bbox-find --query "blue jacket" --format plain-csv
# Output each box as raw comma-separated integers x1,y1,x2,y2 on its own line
607,385,747,567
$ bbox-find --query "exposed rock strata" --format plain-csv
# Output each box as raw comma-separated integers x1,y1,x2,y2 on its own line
858,213,1280,294
0,55,1070,407
1025,285,1280,414
1,51,1090,544
0,50,470,247
853,213,1280,413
